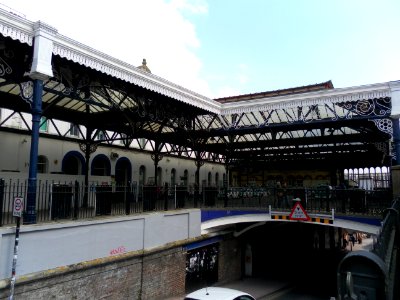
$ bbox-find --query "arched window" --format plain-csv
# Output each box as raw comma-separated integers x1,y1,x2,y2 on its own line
139,166,146,187
183,169,188,187
91,154,111,176
344,169,349,180
171,168,176,186
348,169,353,181
215,172,219,187
37,155,48,173
157,167,162,186
115,157,132,184
62,151,85,175
208,172,212,186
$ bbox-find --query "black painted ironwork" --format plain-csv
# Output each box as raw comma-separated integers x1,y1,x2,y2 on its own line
0,27,397,298
0,33,395,189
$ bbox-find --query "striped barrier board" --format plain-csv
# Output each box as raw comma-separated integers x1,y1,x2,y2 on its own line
271,214,333,224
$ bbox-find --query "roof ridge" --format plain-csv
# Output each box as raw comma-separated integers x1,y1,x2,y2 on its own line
215,80,334,103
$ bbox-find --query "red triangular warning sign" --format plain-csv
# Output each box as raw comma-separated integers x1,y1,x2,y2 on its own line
289,202,310,221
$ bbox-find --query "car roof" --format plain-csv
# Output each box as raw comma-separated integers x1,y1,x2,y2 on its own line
184,287,253,300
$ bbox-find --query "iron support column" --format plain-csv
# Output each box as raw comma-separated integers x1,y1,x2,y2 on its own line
224,162,230,207
194,163,200,208
151,152,162,187
194,150,204,208
154,161,159,187
24,79,43,224
83,127,93,207
151,142,163,187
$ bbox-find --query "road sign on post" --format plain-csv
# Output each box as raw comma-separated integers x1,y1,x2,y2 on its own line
13,197,24,218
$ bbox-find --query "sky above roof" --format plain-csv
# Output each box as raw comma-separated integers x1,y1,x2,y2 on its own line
1,0,399,99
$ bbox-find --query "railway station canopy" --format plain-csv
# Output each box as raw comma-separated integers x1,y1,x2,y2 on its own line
0,9,399,173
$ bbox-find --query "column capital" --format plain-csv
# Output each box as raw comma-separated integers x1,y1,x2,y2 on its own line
29,21,57,80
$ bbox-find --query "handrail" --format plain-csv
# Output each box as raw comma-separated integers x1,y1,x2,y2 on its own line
337,198,399,300
371,199,400,300
372,200,400,261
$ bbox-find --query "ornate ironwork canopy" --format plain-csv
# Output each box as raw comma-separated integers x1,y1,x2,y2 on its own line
0,21,394,171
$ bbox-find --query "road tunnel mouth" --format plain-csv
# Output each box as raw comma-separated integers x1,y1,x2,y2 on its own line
239,222,373,297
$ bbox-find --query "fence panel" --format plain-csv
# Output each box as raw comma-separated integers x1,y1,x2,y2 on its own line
0,180,394,226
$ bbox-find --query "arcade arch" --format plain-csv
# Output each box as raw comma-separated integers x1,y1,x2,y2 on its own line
91,154,111,176
62,151,85,175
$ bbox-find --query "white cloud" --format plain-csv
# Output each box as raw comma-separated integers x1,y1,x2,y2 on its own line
170,0,208,14
1,0,211,96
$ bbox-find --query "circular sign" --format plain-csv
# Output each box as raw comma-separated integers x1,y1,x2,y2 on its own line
13,197,24,217
14,198,23,211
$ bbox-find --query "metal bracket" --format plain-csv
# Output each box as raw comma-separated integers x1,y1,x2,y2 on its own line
19,81,34,107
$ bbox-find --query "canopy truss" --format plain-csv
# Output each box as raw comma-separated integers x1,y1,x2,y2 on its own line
0,32,394,171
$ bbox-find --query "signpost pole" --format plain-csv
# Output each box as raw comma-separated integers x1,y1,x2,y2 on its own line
9,216,20,300
9,197,23,300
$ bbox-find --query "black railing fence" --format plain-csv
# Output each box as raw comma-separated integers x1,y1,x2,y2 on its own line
0,179,394,226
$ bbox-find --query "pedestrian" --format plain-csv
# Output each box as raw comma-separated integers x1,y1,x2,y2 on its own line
342,234,348,249
349,233,355,246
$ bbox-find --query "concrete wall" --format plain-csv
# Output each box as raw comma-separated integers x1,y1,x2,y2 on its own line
0,209,201,280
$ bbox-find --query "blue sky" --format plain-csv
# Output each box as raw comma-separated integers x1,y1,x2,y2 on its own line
193,0,400,96
1,0,399,98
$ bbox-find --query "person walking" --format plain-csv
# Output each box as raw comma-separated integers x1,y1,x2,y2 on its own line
349,233,356,250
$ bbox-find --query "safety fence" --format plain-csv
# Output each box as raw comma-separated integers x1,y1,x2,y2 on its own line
0,179,393,226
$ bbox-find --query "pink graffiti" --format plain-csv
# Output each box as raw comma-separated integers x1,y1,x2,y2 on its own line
109,246,126,256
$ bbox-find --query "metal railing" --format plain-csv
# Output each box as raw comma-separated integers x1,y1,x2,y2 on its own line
0,179,394,226
371,199,400,299
337,199,400,300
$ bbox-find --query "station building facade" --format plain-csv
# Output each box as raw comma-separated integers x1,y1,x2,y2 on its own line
0,7,399,300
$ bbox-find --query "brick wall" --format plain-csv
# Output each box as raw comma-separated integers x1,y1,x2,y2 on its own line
218,238,242,284
0,246,186,300
141,248,186,300
0,237,244,299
